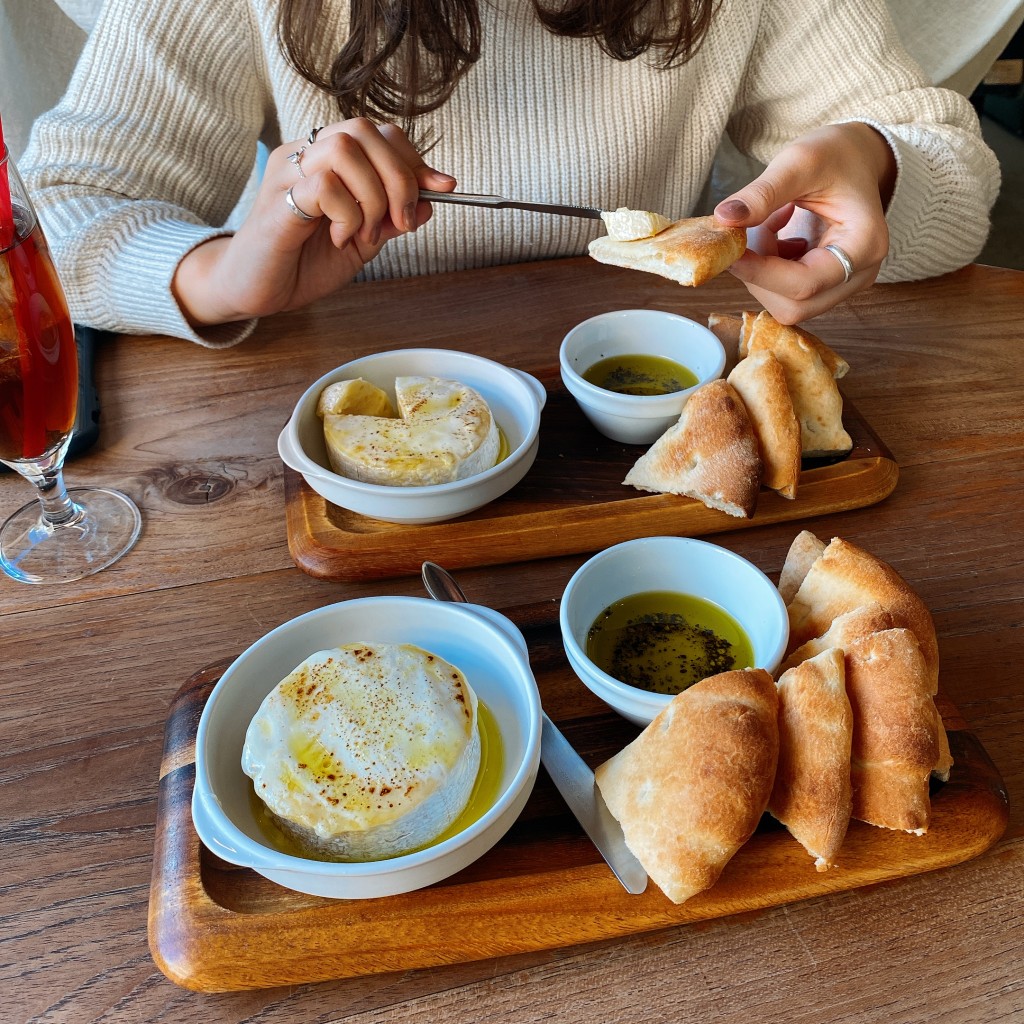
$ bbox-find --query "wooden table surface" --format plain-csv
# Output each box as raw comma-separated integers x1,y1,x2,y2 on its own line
3,257,1022,1023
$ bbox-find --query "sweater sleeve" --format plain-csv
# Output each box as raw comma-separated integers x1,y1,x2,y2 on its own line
725,0,1001,282
20,0,268,346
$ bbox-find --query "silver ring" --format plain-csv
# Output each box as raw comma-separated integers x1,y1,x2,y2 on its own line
284,185,317,222
823,243,854,284
287,146,307,178
307,126,325,145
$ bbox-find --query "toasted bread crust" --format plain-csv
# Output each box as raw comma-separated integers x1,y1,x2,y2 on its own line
781,601,895,672
746,312,852,456
845,629,939,833
778,529,828,604
728,348,801,499
786,536,940,688
624,379,762,517
596,669,779,904
782,532,952,787
769,648,853,870
588,216,746,287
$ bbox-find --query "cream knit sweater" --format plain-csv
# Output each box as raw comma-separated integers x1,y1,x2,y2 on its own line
22,0,1000,346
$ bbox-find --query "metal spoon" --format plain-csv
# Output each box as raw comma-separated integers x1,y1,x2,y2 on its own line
421,561,647,895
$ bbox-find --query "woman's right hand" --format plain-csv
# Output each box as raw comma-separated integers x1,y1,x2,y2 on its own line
171,118,456,327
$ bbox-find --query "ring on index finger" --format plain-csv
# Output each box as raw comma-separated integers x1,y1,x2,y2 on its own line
822,243,854,284
287,146,307,179
307,126,325,145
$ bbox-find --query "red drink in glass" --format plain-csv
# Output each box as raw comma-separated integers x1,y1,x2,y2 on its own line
0,145,141,584
0,218,78,462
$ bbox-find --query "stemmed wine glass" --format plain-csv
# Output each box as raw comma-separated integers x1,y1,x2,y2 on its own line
0,145,141,584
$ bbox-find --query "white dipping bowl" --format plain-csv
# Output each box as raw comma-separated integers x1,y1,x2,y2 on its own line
192,596,542,899
559,536,788,727
559,309,726,444
278,348,546,524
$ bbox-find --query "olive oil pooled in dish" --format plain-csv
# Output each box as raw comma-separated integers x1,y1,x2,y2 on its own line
583,354,699,396
586,590,754,695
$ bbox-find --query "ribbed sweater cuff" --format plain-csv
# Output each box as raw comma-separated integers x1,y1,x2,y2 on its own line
836,117,995,283
107,220,257,348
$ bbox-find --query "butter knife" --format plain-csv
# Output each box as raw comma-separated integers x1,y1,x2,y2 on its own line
419,189,603,221
420,562,648,895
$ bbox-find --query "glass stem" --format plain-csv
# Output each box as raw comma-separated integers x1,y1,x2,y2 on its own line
33,466,82,527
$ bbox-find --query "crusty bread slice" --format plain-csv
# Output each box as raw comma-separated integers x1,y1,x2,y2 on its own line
785,604,954,783
783,533,952,783
727,348,801,499
786,536,940,688
778,529,828,604
588,216,746,287
595,669,779,904
781,601,895,672
623,379,763,518
746,312,852,457
845,628,939,834
736,310,760,360
769,648,853,871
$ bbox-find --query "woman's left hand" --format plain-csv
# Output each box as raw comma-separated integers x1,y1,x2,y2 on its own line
713,122,897,324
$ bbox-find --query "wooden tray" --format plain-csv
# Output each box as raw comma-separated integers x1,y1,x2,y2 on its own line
148,605,1009,993
283,374,899,581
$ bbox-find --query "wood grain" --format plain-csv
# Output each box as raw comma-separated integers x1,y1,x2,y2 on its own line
3,259,1023,1023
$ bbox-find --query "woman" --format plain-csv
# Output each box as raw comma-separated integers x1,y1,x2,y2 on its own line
21,0,1000,346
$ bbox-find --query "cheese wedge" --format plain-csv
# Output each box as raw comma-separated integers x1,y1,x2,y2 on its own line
600,207,673,241
242,642,481,861
317,378,396,418
323,375,500,486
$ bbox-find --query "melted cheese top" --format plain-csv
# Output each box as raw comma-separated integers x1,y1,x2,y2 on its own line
242,642,480,857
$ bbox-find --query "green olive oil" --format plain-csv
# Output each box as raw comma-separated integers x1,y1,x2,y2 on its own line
582,354,698,396
586,590,754,695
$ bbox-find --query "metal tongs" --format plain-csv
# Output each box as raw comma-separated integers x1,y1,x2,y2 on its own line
419,189,603,221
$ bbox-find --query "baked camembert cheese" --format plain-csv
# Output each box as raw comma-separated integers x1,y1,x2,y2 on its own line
600,207,673,241
320,375,501,486
242,642,481,861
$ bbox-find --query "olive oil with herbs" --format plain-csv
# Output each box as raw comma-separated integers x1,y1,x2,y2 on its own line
587,590,754,695
582,354,698,396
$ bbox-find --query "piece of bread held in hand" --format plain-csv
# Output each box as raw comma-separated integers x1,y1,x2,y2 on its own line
624,379,763,518
745,312,852,457
588,216,746,287
596,669,779,904
727,348,801,500
769,648,853,871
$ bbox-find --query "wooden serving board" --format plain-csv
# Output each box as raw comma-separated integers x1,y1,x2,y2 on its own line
283,374,898,581
148,604,1009,994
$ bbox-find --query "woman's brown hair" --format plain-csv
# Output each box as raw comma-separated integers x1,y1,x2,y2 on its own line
278,0,716,129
